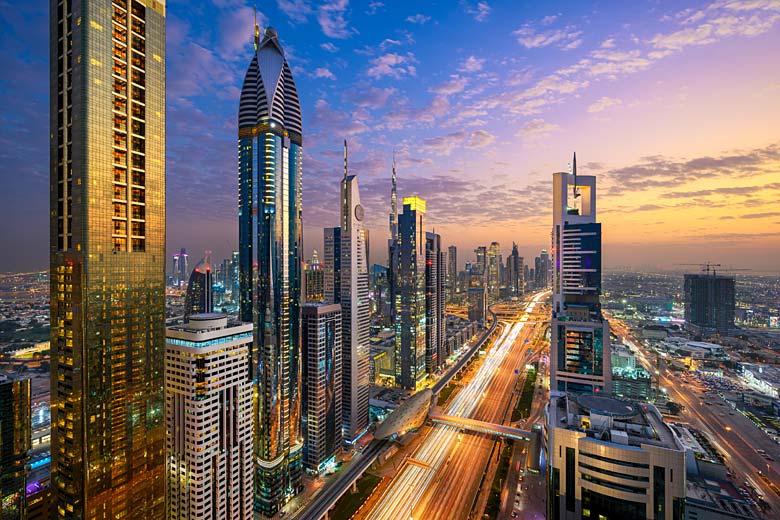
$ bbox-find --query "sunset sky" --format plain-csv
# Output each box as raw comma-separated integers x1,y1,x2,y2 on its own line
1,0,779,273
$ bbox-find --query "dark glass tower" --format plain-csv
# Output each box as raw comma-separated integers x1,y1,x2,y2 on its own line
238,24,303,516
0,378,31,519
183,254,213,321
49,1,166,517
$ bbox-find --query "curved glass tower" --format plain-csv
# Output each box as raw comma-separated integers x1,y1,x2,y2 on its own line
238,24,303,516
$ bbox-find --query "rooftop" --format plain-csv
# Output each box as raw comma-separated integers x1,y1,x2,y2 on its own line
548,392,681,451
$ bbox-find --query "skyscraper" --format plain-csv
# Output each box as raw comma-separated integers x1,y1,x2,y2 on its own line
426,232,446,369
0,378,30,519
395,197,428,390
49,1,166,517
339,141,371,443
507,242,524,296
323,227,342,303
165,315,254,519
473,246,487,277
304,252,324,303
173,247,188,287
387,155,399,330
550,154,610,394
447,245,457,303
238,23,303,515
683,272,736,336
487,241,501,302
540,248,551,288
301,303,342,472
184,253,213,321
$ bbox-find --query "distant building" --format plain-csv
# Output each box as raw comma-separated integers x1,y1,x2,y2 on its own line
473,246,487,277
684,273,735,336
612,367,653,402
486,242,501,303
323,227,342,303
165,315,253,519
0,378,31,519
372,264,391,327
550,161,610,394
173,248,189,287
425,232,446,371
302,303,342,472
184,254,213,321
447,245,458,303
506,242,524,297
395,197,428,390
467,276,487,325
546,393,685,520
304,252,324,303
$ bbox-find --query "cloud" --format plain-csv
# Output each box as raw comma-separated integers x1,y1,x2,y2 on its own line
650,1,780,52
459,55,485,73
541,15,559,26
518,118,561,139
422,131,467,156
466,130,496,148
605,143,780,196
310,99,370,137
313,67,336,79
513,23,582,49
406,14,431,24
366,52,417,79
741,211,780,219
429,76,469,95
465,2,492,22
367,1,384,15
318,0,353,39
320,42,339,52
276,0,312,24
587,96,622,113
343,86,397,109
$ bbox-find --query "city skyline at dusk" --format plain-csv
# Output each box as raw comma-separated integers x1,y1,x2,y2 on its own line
2,0,780,273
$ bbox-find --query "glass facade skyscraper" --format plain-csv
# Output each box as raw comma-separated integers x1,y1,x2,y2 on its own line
394,197,428,390
238,24,303,516
550,158,610,394
49,1,166,517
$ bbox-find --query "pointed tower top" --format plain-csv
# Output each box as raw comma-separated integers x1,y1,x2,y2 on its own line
253,5,260,51
343,139,348,179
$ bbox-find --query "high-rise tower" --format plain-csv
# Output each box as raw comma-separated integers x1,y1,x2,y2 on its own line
49,1,166,517
550,154,610,394
425,232,446,370
238,23,303,516
165,315,254,519
395,197,428,390
339,141,371,443
184,253,213,321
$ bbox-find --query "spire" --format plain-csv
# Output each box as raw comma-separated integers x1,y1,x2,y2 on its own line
390,150,398,242
343,139,348,179
253,5,260,51
572,151,580,199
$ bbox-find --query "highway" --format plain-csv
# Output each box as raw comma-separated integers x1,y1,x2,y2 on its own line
610,318,780,512
296,305,499,520
365,291,549,520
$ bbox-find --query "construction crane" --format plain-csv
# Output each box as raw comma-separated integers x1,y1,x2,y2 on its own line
675,262,751,277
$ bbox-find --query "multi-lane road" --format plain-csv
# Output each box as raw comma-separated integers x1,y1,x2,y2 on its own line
364,291,549,520
610,317,780,512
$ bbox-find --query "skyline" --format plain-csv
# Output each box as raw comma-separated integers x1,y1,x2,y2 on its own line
2,0,780,273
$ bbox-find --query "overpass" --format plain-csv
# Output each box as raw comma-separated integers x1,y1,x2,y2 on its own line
428,413,537,442
428,414,543,472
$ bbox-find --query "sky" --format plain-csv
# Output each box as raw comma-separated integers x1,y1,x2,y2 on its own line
1,0,779,274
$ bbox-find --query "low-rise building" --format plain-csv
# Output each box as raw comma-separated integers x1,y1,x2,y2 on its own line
545,392,686,520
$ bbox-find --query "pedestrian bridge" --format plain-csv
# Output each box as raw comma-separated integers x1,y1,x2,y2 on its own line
428,413,537,442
